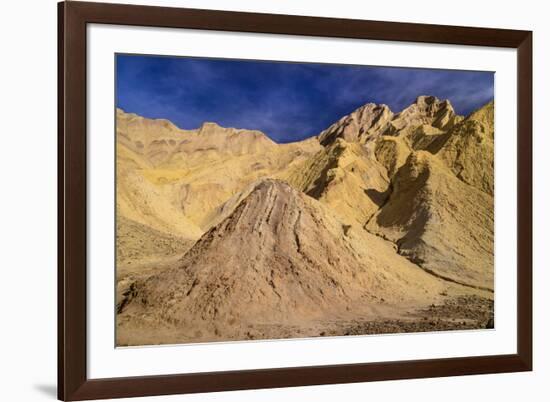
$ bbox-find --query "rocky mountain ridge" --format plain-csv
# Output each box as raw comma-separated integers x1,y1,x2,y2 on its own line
116,95,495,345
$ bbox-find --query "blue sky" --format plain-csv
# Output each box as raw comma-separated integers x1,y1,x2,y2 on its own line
116,54,494,143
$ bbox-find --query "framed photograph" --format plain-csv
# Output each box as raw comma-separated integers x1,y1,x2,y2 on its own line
58,1,532,400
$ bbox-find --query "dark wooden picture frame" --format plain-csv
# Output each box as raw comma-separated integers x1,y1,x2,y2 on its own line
58,1,532,400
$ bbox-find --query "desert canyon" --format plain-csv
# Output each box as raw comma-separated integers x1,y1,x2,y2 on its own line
115,95,494,346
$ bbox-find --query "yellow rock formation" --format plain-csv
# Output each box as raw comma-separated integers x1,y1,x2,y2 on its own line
115,97,495,345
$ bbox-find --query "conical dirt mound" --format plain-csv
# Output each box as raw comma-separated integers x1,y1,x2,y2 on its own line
117,179,451,345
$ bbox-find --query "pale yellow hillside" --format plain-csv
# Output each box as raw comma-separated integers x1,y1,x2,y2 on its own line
283,139,390,226
117,158,203,239
116,109,322,232
409,124,447,150
432,101,494,195
116,108,196,166
116,215,195,267
366,151,494,290
374,135,412,178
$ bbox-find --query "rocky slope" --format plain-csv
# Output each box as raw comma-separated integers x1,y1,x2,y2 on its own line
116,97,495,345
433,101,494,195
283,139,390,226
365,151,494,290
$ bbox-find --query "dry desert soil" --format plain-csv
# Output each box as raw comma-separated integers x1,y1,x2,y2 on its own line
115,96,494,346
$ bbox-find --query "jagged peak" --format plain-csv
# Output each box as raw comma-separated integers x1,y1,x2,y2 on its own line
415,95,440,104
408,95,455,113
342,102,393,121
383,96,458,134
318,102,394,146
355,102,392,113
317,97,460,147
